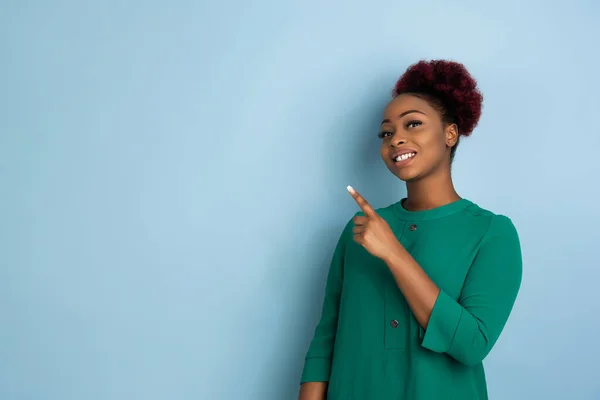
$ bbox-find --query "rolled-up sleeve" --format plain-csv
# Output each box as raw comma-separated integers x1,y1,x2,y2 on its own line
421,215,523,366
300,219,352,383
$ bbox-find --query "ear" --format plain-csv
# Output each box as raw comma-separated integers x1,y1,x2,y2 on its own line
445,123,459,147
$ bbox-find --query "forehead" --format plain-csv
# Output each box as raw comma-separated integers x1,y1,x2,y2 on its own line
383,94,437,119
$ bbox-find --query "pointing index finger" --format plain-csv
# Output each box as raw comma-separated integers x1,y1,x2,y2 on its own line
347,185,377,217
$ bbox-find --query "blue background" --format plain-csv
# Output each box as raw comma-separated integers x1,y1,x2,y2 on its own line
2,1,599,399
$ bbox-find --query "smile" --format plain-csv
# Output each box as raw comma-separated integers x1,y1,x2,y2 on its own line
394,152,416,162
389,148,418,168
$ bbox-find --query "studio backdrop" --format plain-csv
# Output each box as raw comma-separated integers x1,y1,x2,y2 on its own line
1,1,599,399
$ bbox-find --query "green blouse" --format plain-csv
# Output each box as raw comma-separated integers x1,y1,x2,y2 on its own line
300,198,522,399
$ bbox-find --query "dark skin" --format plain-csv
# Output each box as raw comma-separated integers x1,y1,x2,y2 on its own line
298,94,461,400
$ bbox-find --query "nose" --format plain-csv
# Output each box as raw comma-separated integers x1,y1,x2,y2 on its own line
389,132,407,147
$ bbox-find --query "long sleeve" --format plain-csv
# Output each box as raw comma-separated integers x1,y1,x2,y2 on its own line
420,214,523,366
300,219,352,383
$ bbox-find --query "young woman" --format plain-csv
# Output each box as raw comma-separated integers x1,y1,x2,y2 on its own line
298,60,522,400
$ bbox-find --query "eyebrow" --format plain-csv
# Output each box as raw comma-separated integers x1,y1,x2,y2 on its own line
381,110,426,125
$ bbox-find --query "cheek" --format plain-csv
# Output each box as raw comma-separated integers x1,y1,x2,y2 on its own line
380,142,390,159
417,133,446,161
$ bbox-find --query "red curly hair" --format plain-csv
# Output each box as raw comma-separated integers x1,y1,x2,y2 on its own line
392,60,483,137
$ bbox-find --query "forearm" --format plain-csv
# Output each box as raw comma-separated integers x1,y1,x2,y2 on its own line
298,382,328,400
384,245,440,330
382,216,523,366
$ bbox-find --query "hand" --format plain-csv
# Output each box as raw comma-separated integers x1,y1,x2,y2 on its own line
347,185,404,262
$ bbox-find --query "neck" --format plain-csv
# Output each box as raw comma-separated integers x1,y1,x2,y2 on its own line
403,169,460,211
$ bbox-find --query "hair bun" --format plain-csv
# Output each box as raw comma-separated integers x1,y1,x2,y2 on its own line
392,60,483,136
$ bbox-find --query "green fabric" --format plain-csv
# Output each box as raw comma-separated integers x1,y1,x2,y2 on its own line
300,198,522,399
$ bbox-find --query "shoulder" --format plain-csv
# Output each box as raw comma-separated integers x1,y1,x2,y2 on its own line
464,201,520,244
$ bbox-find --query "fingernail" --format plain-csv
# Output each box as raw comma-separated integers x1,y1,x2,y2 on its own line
347,185,354,193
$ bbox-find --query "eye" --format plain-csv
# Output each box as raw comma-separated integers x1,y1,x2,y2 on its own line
377,131,393,139
406,120,422,129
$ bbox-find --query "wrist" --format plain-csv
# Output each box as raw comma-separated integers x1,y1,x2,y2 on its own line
383,242,409,267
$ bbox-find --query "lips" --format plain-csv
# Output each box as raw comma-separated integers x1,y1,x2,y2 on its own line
390,148,417,166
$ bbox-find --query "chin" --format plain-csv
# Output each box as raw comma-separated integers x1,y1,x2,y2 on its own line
397,171,420,182
386,164,420,182
390,169,418,182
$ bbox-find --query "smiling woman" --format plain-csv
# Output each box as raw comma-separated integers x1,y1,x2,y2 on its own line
298,60,522,400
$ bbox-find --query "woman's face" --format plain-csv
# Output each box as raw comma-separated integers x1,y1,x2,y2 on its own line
379,94,458,182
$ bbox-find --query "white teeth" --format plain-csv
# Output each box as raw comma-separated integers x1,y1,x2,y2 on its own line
394,152,416,162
